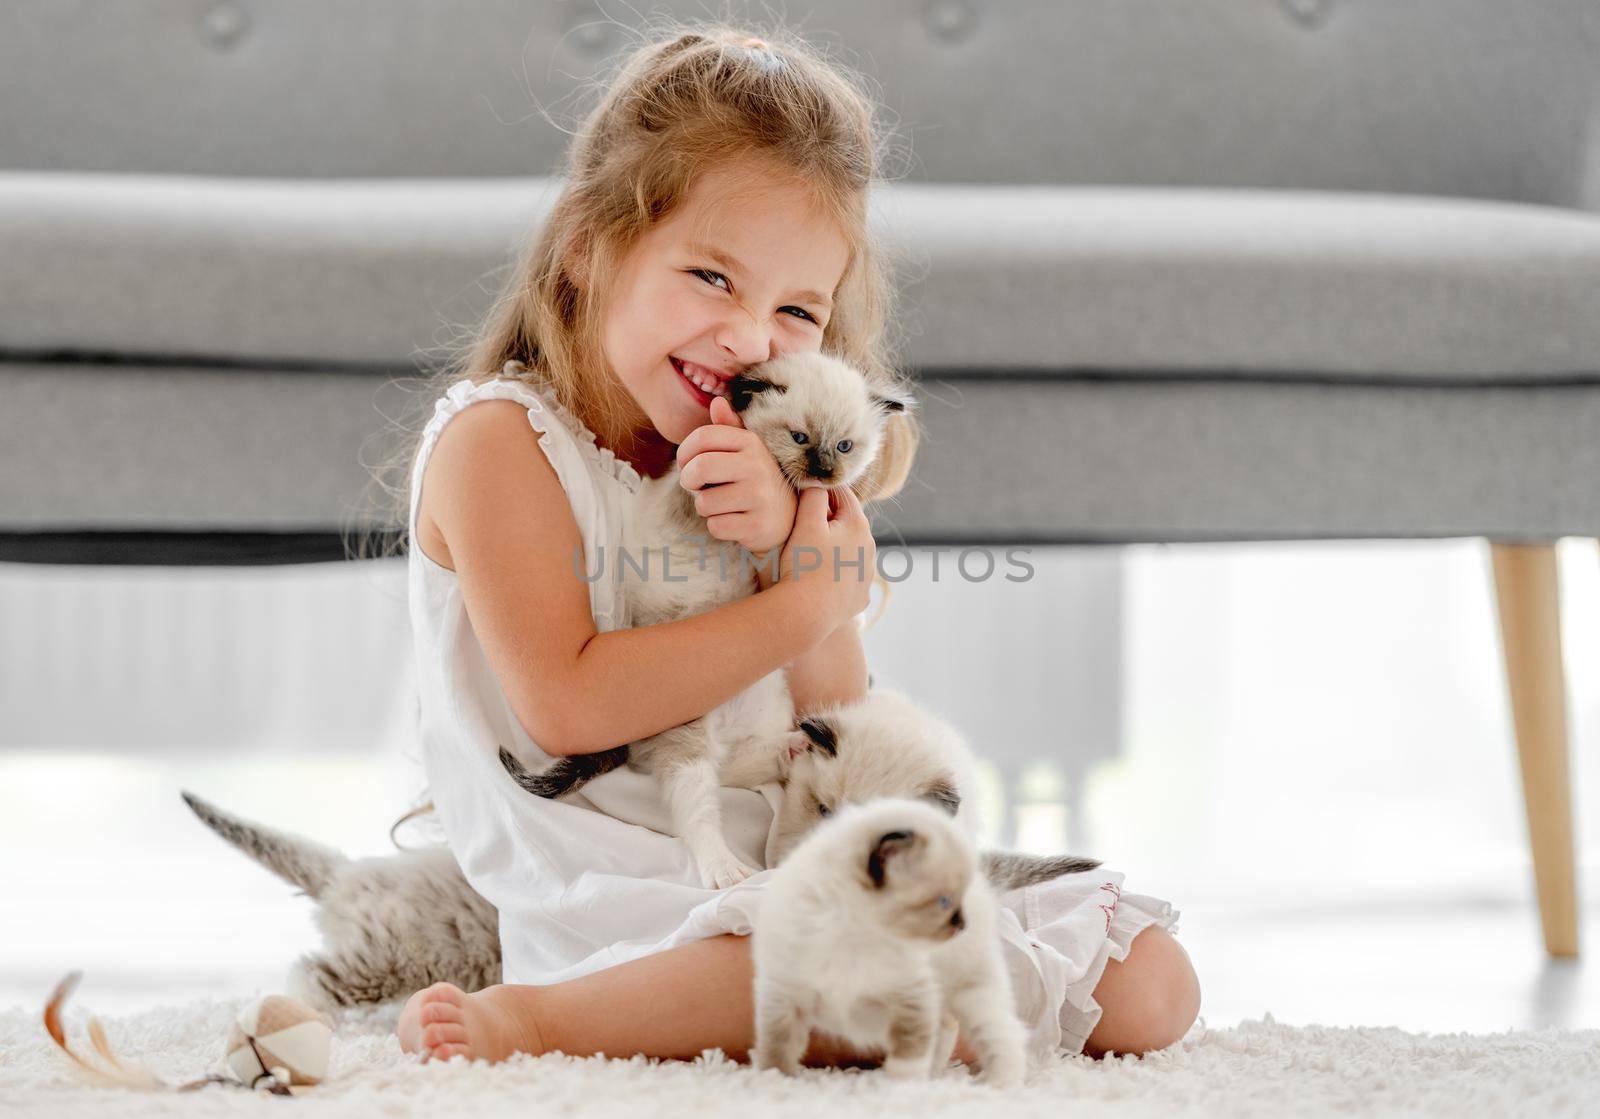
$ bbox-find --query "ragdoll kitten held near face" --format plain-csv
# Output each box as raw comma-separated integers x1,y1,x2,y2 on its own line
754,797,1027,1086
498,349,910,889
180,689,1099,1013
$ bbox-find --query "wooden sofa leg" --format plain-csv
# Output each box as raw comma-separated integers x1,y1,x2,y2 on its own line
1488,541,1579,957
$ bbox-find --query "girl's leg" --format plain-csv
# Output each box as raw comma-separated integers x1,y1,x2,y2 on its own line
398,934,877,1066
1082,926,1201,1058
397,924,1201,1066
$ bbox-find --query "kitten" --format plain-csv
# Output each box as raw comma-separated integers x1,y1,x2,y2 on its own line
499,350,910,889
177,792,500,1011
771,688,1102,889
753,797,1027,1086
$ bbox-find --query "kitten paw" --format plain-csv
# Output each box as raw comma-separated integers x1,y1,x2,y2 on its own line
883,1055,931,1081
753,1048,801,1077
976,1052,1025,1089
697,851,756,890
931,1015,960,1074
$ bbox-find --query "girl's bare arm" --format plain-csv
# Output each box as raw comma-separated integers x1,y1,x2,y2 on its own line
749,491,871,717
784,619,869,717
425,402,843,756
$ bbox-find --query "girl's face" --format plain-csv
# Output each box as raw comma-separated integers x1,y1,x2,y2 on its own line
600,159,851,446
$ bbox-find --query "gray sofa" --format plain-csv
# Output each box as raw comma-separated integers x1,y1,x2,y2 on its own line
2,1,1593,954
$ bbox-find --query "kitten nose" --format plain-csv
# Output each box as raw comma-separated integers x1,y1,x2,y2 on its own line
948,908,964,931
805,449,834,478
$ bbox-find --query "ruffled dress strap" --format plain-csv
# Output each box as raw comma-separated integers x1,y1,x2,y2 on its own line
411,363,639,522
501,362,644,498
409,361,641,632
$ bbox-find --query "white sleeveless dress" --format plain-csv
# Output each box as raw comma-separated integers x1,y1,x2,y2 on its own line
408,373,1182,1061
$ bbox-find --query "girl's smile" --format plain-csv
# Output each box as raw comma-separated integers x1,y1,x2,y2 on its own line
670,355,733,405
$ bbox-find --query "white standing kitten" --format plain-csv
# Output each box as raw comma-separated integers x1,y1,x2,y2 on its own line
753,797,1028,1086
498,351,911,888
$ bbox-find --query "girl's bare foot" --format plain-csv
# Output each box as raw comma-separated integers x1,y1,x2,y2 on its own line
396,982,540,1064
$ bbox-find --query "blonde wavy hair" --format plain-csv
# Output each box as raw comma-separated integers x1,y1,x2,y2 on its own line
351,21,918,564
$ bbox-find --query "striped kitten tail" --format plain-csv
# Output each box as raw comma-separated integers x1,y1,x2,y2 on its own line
180,790,347,899
982,851,1103,891
497,744,630,799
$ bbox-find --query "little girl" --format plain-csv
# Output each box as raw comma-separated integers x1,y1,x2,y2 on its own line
392,25,1198,1068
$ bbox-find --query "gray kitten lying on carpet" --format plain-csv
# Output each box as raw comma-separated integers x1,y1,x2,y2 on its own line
183,691,1098,1013
180,791,502,1010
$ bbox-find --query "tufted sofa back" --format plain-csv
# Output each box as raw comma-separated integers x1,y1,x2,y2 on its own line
5,0,1599,207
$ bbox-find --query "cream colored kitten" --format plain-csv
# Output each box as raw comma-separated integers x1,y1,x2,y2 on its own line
753,797,1027,1086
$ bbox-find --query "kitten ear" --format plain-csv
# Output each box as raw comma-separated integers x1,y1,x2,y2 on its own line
923,779,961,818
867,829,916,888
726,374,784,412
870,391,913,414
797,717,838,758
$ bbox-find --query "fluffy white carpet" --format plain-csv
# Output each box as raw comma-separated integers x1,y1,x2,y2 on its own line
3,994,1597,1118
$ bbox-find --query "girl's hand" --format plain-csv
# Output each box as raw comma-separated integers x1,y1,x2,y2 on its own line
778,484,876,628
676,396,799,561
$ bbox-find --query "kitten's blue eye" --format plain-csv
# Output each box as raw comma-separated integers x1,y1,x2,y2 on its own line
817,803,832,817
937,895,952,910
836,439,853,454
791,431,809,445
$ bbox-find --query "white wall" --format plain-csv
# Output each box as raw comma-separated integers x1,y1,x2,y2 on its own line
3,539,1594,894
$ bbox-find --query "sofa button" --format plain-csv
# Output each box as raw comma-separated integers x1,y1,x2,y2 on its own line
570,21,611,55
201,1,249,49
1280,0,1331,27
564,2,619,57
924,0,977,43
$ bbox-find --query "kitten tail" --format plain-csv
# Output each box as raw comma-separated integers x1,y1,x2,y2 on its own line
497,744,629,798
180,790,347,899
982,851,1102,891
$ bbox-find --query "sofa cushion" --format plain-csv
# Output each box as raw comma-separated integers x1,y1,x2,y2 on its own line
5,363,1600,542
2,173,1598,381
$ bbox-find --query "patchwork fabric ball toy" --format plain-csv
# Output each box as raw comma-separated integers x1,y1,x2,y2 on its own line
44,970,334,1096
225,994,333,1089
